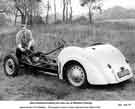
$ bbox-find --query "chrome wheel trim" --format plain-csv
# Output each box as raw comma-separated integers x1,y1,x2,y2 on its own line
67,65,85,87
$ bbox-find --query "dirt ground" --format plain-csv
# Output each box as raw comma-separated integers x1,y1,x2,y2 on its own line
1,22,135,100
0,63,135,100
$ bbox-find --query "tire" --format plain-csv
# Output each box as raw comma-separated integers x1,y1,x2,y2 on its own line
66,63,87,87
3,53,19,77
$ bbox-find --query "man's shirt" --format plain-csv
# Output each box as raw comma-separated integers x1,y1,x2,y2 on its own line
16,29,34,49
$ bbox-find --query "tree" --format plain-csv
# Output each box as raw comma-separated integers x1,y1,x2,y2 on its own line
62,0,73,23
0,0,15,24
14,0,41,25
0,0,15,15
69,0,72,23
62,0,66,22
43,0,51,24
54,0,56,23
80,0,102,24
65,0,68,23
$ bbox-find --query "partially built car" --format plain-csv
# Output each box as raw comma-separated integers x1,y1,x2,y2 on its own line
3,40,133,87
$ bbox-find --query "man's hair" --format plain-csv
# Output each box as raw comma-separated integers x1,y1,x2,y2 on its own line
21,24,27,29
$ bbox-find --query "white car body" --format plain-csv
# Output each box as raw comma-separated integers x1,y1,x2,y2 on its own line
57,43,133,85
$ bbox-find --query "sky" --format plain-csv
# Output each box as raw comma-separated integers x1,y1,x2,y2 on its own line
41,0,135,16
103,0,135,9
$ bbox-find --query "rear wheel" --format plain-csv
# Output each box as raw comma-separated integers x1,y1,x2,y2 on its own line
3,53,19,77
66,63,87,87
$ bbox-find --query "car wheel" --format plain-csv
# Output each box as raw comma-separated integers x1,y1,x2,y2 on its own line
66,63,87,87
3,53,19,77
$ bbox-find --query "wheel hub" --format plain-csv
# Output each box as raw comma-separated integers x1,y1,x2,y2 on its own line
71,68,83,82
68,65,85,85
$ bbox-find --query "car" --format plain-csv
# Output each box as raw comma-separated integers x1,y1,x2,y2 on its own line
3,40,133,87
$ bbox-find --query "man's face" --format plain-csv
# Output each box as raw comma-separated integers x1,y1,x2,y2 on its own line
22,25,27,29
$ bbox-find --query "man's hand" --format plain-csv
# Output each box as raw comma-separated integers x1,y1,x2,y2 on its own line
18,44,25,52
27,43,31,50
28,40,34,50
20,47,25,52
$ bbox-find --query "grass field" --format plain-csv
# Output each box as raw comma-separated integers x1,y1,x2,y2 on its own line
0,20,135,100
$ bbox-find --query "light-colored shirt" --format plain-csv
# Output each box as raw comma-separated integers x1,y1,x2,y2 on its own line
16,28,34,49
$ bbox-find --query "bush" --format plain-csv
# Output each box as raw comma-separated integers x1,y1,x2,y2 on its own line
0,14,6,25
54,20,62,24
73,16,89,25
32,16,44,24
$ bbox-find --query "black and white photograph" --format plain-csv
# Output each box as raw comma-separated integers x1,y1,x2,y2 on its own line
0,0,135,105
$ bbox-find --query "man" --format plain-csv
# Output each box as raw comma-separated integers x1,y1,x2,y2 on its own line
16,25,35,62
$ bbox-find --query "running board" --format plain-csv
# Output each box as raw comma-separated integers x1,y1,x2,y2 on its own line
38,71,58,76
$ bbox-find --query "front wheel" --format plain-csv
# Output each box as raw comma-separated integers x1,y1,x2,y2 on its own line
3,53,19,77
66,64,87,87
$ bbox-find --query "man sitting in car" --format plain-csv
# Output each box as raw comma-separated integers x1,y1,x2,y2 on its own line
16,25,35,63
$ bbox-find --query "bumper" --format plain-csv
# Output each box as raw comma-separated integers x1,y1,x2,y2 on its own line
87,70,133,85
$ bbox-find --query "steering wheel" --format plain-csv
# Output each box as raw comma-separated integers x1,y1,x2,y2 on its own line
55,38,66,48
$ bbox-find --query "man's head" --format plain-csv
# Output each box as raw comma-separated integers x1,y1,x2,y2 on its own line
21,24,27,30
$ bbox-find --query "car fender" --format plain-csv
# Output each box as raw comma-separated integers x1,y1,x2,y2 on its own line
58,54,110,85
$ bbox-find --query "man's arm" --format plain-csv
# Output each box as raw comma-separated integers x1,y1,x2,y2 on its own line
18,44,25,51
28,40,34,48
27,30,35,50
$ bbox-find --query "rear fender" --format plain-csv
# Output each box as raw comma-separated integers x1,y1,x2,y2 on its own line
58,56,109,85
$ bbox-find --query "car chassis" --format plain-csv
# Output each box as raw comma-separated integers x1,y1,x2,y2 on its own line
3,39,65,77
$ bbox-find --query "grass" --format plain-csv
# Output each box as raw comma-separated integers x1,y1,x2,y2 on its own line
1,21,135,64
1,20,135,63
31,22,135,65
1,21,135,100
